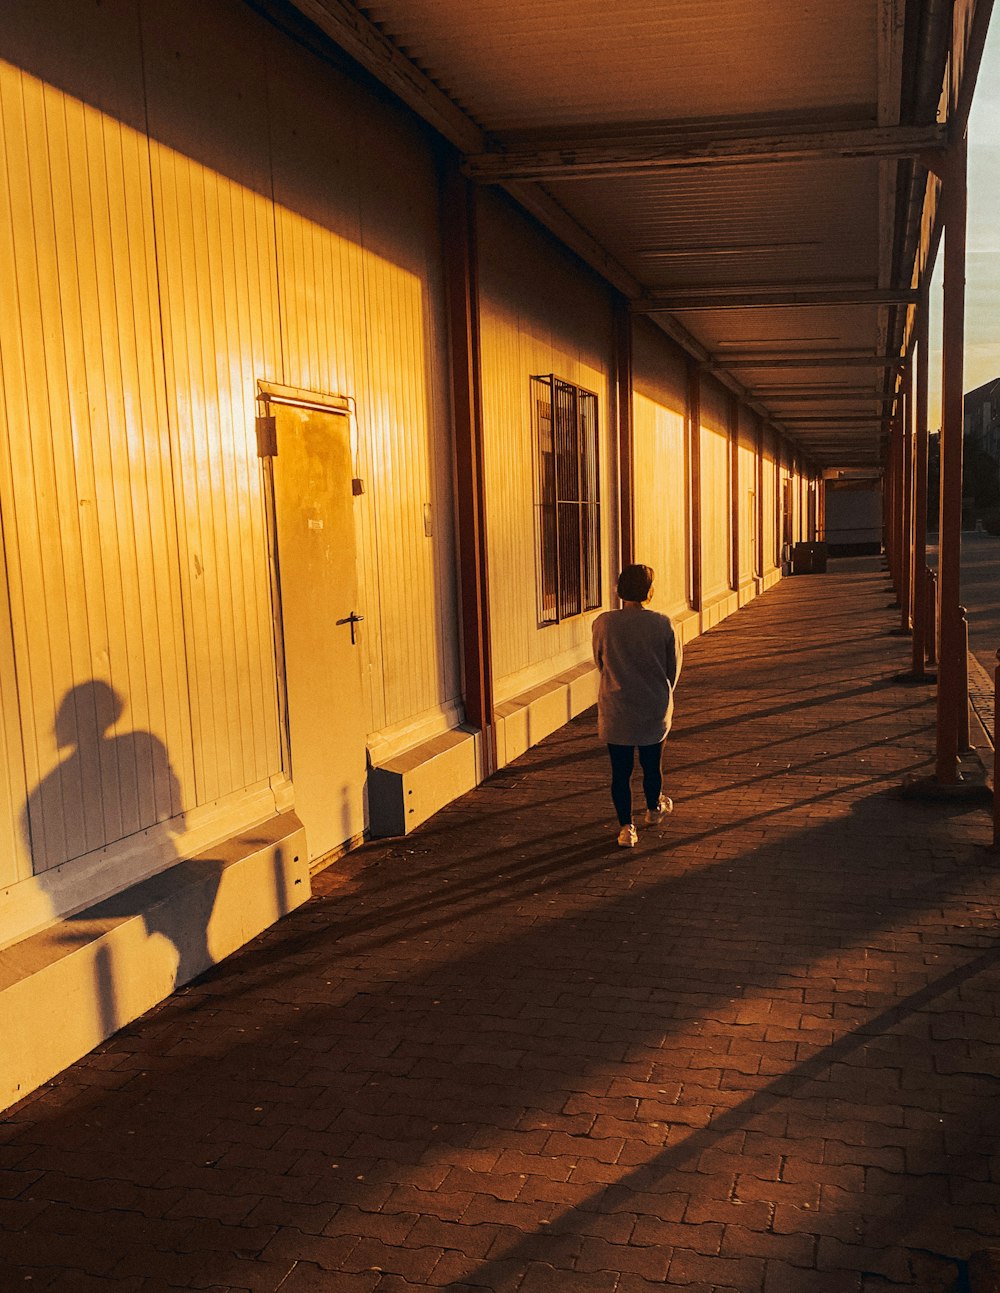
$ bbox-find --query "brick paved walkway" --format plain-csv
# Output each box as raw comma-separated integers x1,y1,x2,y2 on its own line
4,559,1000,1293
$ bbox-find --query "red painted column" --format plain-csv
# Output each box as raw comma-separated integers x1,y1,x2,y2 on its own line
756,419,765,581
886,419,901,597
729,395,740,592
614,301,635,569
442,162,495,773
883,450,891,571
893,414,905,599
911,295,930,674
936,138,968,784
900,364,914,632
687,360,703,611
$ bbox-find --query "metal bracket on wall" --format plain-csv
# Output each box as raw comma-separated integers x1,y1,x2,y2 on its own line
256,415,278,457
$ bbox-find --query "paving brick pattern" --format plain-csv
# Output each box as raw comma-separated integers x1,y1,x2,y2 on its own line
4,559,1000,1292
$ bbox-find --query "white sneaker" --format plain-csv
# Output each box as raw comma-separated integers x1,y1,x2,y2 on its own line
644,796,673,825
617,824,638,848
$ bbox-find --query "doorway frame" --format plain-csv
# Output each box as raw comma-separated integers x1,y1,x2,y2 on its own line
255,379,361,807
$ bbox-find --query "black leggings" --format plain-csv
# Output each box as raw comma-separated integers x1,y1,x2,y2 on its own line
607,741,664,826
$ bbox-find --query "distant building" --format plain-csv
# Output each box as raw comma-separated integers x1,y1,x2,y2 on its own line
964,377,1000,460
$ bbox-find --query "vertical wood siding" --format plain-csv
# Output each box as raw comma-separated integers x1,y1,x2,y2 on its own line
0,54,190,875
737,408,759,584
0,0,810,920
265,30,459,736
762,429,779,570
0,524,26,888
142,1,285,809
779,451,793,560
145,148,282,807
699,376,732,604
631,320,690,619
478,192,615,699
0,0,461,924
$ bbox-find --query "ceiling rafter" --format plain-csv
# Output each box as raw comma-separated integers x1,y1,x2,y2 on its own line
290,0,485,151
780,415,886,424
463,122,946,183
636,287,919,312
282,0,985,470
754,390,893,401
710,352,901,368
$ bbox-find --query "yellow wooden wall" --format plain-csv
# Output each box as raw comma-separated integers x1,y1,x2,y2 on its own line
0,527,26,886
477,191,616,701
0,0,814,941
632,320,691,619
761,428,779,571
0,0,459,935
0,46,191,878
142,4,282,813
699,376,733,605
737,408,760,584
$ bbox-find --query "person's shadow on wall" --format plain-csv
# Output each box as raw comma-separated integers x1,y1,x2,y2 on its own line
21,681,223,1038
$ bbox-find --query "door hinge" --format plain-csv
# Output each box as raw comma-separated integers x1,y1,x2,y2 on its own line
256,415,277,457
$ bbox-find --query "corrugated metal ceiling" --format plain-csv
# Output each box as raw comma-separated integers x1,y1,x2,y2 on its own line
289,0,962,467
357,0,878,132
545,160,881,289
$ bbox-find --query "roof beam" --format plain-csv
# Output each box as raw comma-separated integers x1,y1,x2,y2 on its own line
501,182,643,299
875,0,906,359
284,3,651,304
755,390,893,401
711,352,901,368
636,287,919,312
779,416,885,425
463,123,947,183
952,0,997,138
291,0,486,152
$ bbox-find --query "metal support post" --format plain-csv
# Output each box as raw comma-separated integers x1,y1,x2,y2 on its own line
884,433,893,579
729,395,740,592
994,651,1000,849
687,360,703,611
958,607,971,753
911,299,930,674
900,367,913,632
926,568,938,666
614,300,634,569
935,137,968,784
442,162,496,774
889,419,903,599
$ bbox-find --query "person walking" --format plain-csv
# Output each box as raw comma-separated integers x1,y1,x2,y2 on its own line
592,564,682,848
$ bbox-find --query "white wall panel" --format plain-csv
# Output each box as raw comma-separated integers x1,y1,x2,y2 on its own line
478,191,616,700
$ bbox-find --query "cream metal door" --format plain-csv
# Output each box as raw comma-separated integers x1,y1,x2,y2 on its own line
269,401,367,862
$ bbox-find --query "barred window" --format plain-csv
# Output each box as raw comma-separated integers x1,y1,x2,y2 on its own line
532,374,602,624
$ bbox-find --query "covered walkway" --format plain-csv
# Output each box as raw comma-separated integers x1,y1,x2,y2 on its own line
3,561,999,1293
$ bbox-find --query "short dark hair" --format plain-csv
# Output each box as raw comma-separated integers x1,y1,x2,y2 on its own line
617,563,654,601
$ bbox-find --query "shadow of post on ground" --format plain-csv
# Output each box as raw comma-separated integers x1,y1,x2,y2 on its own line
1,561,997,1292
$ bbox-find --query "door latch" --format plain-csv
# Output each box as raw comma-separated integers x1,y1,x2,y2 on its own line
343,611,364,644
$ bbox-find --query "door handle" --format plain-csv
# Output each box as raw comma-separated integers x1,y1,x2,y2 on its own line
336,611,365,644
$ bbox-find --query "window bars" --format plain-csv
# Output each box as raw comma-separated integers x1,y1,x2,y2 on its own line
532,374,601,624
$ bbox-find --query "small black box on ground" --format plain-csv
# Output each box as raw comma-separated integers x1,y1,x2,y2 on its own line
790,541,828,574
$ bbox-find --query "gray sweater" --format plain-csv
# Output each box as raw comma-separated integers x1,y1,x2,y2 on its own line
592,608,682,746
